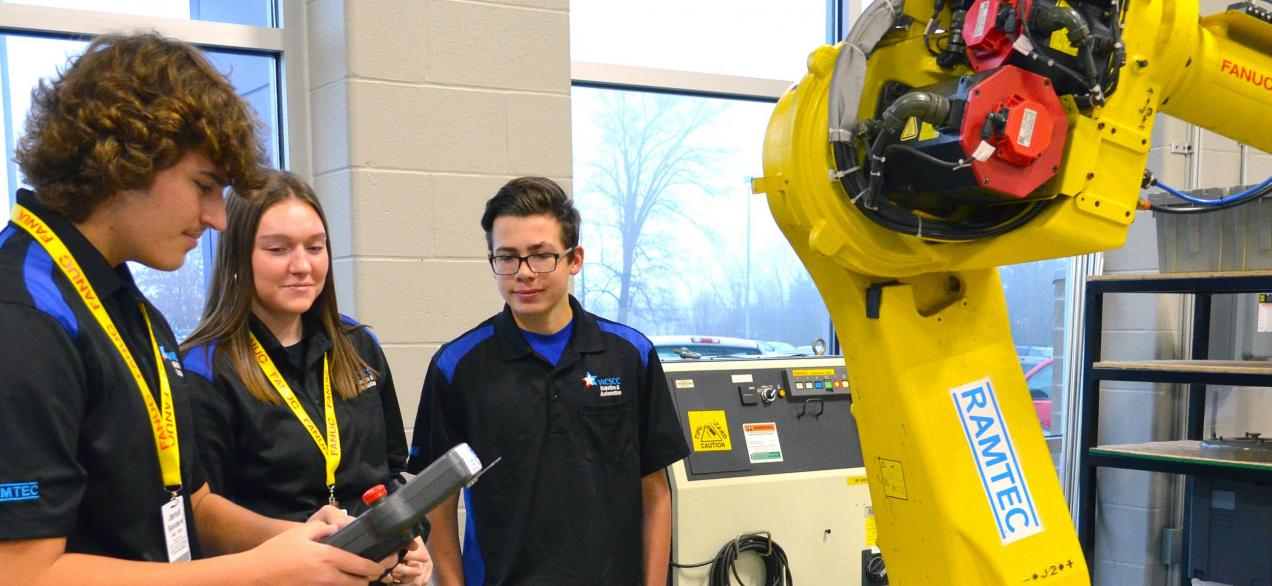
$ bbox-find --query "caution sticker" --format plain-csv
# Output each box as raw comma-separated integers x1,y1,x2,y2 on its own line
900,117,920,142
878,459,908,500
1046,1,1080,56
899,118,940,142
742,422,784,463
687,410,732,452
865,505,878,548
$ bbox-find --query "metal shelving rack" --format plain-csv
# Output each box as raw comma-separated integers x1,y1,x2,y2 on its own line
1075,270,1272,583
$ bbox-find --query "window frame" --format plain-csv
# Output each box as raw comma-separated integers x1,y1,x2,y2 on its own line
0,0,311,182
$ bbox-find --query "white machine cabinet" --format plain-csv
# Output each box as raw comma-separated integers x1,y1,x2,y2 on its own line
663,357,883,585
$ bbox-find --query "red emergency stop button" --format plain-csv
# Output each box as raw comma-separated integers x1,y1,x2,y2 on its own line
362,483,387,506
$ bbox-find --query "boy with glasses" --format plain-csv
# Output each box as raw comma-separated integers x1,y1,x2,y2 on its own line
408,177,689,586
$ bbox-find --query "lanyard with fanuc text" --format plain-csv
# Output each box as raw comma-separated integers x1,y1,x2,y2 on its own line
249,333,341,505
11,204,181,491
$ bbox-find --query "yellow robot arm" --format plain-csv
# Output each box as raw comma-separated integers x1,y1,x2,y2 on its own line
754,1,1272,583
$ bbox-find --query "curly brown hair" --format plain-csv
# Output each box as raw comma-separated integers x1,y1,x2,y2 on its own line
14,32,268,222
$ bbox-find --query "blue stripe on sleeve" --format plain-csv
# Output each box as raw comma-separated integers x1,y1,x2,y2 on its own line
23,242,78,339
462,487,485,586
340,313,378,344
597,320,652,368
183,342,218,381
436,325,494,383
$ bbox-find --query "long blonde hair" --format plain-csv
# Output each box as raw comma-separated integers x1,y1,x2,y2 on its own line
184,170,374,404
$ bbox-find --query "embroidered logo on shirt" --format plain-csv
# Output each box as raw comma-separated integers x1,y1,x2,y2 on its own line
0,482,39,502
357,367,378,391
160,345,184,378
582,371,623,397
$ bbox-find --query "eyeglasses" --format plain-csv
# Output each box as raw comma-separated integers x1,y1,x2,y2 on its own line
488,247,574,275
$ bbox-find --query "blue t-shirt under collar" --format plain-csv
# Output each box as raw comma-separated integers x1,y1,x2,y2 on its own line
520,321,574,366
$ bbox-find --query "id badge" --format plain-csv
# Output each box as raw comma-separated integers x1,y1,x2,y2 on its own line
162,497,192,562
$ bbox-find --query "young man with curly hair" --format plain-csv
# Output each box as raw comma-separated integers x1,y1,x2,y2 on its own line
408,177,690,586
0,33,389,584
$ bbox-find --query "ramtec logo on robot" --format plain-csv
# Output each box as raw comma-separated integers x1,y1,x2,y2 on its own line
952,378,1043,545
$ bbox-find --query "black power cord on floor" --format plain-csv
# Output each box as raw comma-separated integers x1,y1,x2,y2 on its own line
671,531,793,586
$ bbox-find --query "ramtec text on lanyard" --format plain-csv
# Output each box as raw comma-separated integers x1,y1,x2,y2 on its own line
249,334,341,506
11,204,190,562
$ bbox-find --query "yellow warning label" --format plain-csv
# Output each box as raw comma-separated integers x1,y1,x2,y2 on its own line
865,511,878,548
878,459,908,500
918,122,939,141
900,117,920,141
792,368,835,377
688,410,732,452
899,117,941,142
1048,29,1079,57
1047,1,1080,56
846,475,869,486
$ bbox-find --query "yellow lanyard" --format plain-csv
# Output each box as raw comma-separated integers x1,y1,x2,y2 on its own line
11,204,181,490
249,333,340,502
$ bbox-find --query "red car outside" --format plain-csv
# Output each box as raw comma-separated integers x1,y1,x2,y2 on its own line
1025,357,1056,432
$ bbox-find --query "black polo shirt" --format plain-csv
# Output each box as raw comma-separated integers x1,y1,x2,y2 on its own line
0,190,205,560
407,296,689,586
184,314,408,521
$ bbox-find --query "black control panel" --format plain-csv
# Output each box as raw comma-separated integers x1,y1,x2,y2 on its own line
665,358,864,480
784,365,852,398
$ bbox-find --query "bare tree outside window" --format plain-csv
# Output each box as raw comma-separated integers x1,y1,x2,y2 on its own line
572,87,832,353
575,89,725,325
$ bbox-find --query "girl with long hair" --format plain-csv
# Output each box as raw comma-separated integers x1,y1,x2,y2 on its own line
183,170,430,585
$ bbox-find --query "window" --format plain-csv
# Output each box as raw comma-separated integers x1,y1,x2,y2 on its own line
0,1,296,339
1001,258,1075,438
570,1,833,358
570,0,828,82
0,0,275,26
573,87,831,351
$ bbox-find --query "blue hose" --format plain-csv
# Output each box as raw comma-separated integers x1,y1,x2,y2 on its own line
1154,175,1272,206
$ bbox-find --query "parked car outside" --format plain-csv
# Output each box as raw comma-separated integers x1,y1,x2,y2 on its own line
1016,344,1052,372
1025,357,1056,433
759,340,798,355
651,335,765,361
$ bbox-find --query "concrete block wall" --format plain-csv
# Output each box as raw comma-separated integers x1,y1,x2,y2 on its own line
1091,208,1181,586
303,0,573,434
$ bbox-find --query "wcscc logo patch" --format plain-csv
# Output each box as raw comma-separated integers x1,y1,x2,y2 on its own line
582,371,623,397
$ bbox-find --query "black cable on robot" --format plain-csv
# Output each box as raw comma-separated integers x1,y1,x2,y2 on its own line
832,140,1046,241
